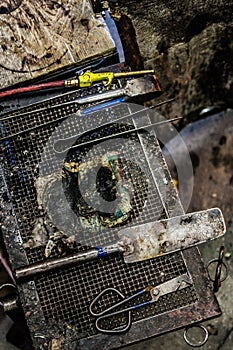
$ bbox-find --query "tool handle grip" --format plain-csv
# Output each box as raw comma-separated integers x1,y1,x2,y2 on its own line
77,72,114,87
0,81,65,98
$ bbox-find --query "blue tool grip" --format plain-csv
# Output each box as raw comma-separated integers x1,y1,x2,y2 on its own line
80,97,125,115
96,246,108,259
133,301,151,309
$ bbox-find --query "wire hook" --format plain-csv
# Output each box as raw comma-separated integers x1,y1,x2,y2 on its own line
207,246,229,292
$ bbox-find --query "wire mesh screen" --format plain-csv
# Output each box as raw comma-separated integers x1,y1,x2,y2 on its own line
35,253,198,336
1,92,168,259
0,87,199,343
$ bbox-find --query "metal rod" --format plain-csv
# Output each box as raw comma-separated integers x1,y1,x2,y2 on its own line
0,114,73,141
0,99,176,142
0,92,70,121
75,89,125,104
0,86,106,122
114,70,154,78
53,97,174,147
0,95,79,122
15,208,225,280
130,106,170,217
54,116,182,154
15,244,124,280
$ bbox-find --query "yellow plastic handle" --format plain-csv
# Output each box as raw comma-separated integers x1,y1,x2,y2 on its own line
65,69,155,88
78,71,114,87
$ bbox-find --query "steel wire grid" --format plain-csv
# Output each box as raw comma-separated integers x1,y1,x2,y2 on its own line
35,253,198,336
0,97,168,253
0,91,200,344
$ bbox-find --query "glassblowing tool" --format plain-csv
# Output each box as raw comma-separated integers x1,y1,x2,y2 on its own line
0,101,176,143
15,208,225,280
0,75,162,123
53,115,182,155
0,70,155,99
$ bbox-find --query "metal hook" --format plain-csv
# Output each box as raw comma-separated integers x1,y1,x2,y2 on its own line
89,287,132,334
207,246,229,292
184,325,209,347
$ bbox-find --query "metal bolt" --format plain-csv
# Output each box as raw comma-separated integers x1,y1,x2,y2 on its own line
153,288,160,296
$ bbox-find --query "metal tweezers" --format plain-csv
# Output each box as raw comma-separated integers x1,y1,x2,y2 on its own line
89,273,193,333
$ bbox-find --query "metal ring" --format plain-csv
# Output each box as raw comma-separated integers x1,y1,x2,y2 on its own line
0,283,16,292
184,325,209,347
0,283,16,309
207,259,229,282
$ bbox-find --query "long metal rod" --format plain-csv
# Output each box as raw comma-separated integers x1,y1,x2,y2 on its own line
0,99,175,142
0,88,126,122
130,106,170,217
53,97,174,146
15,244,124,280
53,116,181,154
0,92,94,122
0,114,73,141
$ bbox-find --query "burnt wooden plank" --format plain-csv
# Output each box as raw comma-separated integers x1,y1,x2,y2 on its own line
0,0,115,89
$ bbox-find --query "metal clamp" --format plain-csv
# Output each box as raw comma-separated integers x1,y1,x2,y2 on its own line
184,325,209,347
207,246,229,292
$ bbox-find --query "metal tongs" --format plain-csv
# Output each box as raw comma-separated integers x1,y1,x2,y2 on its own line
89,273,193,333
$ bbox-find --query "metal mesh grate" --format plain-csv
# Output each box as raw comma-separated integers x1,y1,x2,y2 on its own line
0,87,199,341
1,95,166,256
34,252,198,336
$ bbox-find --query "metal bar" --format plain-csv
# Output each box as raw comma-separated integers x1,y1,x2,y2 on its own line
15,244,124,280
0,102,177,143
53,116,182,154
0,85,114,122
119,208,225,263
130,105,170,217
52,98,175,151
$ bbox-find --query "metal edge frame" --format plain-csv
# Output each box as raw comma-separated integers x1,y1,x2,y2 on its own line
0,163,29,269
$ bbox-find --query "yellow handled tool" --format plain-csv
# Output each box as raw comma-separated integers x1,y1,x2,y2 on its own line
65,69,155,88
0,69,155,99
